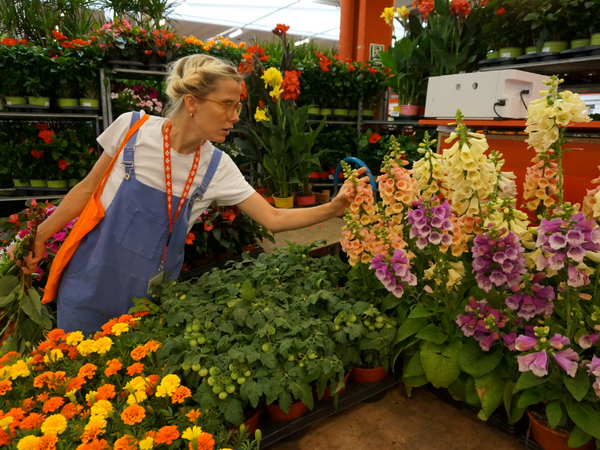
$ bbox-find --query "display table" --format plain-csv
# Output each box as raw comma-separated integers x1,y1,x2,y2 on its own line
419,120,600,209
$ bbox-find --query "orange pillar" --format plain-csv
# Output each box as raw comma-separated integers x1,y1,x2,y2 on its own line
339,0,394,62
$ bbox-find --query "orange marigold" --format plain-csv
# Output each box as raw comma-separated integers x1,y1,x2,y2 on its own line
47,329,66,343
21,398,35,412
145,374,160,395
19,412,44,430
114,435,138,450
191,433,215,450
35,433,59,450
104,359,122,377
42,396,65,413
0,380,12,395
155,425,180,445
171,386,192,404
143,340,161,353
78,364,97,380
96,384,116,401
0,429,10,446
60,403,77,420
37,392,50,403
66,376,86,392
77,438,110,450
186,409,201,422
130,346,147,361
121,404,145,425
126,363,144,376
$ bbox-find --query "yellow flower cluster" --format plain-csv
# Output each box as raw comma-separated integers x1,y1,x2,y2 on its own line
412,132,445,199
261,67,283,99
125,375,152,404
484,197,531,237
77,336,113,356
0,359,31,380
582,170,600,220
424,261,465,290
380,6,410,26
254,107,269,122
183,35,244,51
155,374,181,397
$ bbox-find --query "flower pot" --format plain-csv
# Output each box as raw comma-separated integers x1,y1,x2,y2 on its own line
307,105,320,115
57,98,79,107
263,195,275,205
28,97,50,107
526,46,540,54
400,104,419,116
592,33,600,46
68,178,80,188
309,172,321,179
242,244,257,253
266,400,308,422
486,51,500,59
499,47,523,58
418,106,426,116
361,109,375,117
47,180,68,189
5,96,27,106
351,366,388,384
319,171,329,179
191,256,212,268
571,38,591,49
542,41,569,53
296,194,316,206
333,108,349,116
13,179,30,187
527,411,595,450
79,98,100,108
314,372,350,401
273,194,294,209
255,187,268,196
242,409,260,434
30,180,47,187
319,107,332,116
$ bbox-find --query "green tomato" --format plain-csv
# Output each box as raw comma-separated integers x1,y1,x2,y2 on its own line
197,336,206,345
363,320,371,327
207,377,216,387
192,324,200,332
237,377,246,385
238,357,246,364
205,322,214,330
186,326,193,333
191,363,201,372
244,370,251,377
268,327,276,335
349,314,357,323
375,322,384,329
308,352,317,360
188,340,197,347
180,294,186,300
288,354,296,362
206,339,214,345
198,368,208,377
369,325,376,331
333,324,340,331
376,316,384,323
181,361,192,371
209,367,219,376
219,391,228,400
231,372,239,380
385,324,393,329
262,343,271,352
299,362,304,368
229,364,236,371
213,385,222,394
226,385,236,394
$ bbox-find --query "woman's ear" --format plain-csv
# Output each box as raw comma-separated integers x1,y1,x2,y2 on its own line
184,94,197,114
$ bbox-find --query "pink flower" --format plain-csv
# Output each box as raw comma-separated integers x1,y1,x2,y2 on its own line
549,333,570,350
553,349,579,377
515,335,537,351
579,333,599,349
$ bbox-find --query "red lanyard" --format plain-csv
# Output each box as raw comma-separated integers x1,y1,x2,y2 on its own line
161,121,202,264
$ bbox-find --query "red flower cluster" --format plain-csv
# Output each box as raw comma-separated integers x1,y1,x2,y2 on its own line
369,133,382,144
31,150,44,160
315,51,332,72
496,7,505,16
238,44,268,75
185,232,195,245
39,130,55,144
58,159,70,171
221,209,236,222
281,69,301,100
272,23,290,37
450,0,471,16
415,0,435,21
52,30,68,41
240,80,247,101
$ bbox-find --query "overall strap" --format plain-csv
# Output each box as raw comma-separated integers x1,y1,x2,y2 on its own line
190,148,223,204
123,111,141,180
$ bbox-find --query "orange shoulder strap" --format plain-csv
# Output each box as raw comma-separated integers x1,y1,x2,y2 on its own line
42,114,150,304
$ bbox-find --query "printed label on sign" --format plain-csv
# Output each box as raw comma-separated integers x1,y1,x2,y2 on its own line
501,52,511,57
147,270,164,294
6,101,12,105
83,102,92,107
542,47,550,52
45,101,49,107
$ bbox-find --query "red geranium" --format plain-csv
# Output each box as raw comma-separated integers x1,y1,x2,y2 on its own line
496,7,505,16
369,133,381,144
240,80,247,101
204,222,214,232
0,37,17,46
450,0,471,17
281,70,301,100
315,51,332,72
185,232,195,245
58,159,70,171
31,150,44,159
38,130,55,144
52,30,68,41
221,209,236,222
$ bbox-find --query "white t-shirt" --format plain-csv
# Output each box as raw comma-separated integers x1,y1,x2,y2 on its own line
97,111,255,232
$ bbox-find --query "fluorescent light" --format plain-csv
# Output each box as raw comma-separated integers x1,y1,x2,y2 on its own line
159,19,166,26
229,29,243,38
295,38,309,46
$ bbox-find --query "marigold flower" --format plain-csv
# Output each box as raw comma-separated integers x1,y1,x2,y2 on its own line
0,380,12,396
19,413,44,430
94,337,112,354
111,323,129,336
127,363,144,376
186,409,201,422
60,403,77,420
121,404,146,425
41,413,67,435
156,374,181,397
171,385,192,404
42,397,65,413
96,384,116,401
139,436,155,450
66,376,85,393
182,426,203,441
143,340,161,353
104,359,122,377
43,349,64,364
155,425,180,445
90,400,113,418
191,433,215,450
114,435,138,450
78,364,97,380
130,346,148,361
21,398,35,412
17,435,39,450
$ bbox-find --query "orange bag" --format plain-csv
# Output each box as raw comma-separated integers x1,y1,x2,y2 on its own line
42,115,150,304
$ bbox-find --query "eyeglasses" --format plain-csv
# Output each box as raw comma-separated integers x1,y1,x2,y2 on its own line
198,96,243,118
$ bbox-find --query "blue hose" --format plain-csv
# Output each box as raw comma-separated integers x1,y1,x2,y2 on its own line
333,157,378,195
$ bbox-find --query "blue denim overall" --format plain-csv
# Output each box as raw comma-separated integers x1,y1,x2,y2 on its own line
57,112,222,336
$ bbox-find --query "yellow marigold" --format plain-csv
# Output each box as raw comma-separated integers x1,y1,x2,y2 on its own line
181,426,203,441
156,374,180,397
41,413,68,435
239,42,246,48
139,436,154,450
86,391,97,405
261,67,283,88
90,400,113,418
121,404,146,425
127,390,147,405
111,323,129,336
43,349,64,364
9,360,30,379
0,416,13,429
17,435,39,450
77,339,96,356
95,337,113,354
66,331,84,346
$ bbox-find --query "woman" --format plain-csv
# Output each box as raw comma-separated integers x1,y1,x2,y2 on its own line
10,54,361,336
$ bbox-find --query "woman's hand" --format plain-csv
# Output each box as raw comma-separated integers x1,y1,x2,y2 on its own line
329,167,369,217
7,238,45,275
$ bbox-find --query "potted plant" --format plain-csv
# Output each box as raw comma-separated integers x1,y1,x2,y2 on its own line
22,45,53,108
50,55,80,108
0,38,30,107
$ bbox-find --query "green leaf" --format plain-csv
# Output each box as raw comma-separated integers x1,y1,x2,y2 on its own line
403,374,428,387
568,426,593,448
218,398,244,426
465,376,480,408
381,294,401,311
565,370,590,402
20,290,44,325
566,402,600,439
239,279,255,300
458,339,504,378
393,317,429,344
546,401,564,430
517,390,543,409
420,339,462,389
403,351,425,378
408,304,435,318
514,371,548,393
0,275,18,296
476,371,506,419
415,324,447,344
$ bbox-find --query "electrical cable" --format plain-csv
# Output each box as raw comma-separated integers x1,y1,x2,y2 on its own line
493,100,507,120
520,89,530,111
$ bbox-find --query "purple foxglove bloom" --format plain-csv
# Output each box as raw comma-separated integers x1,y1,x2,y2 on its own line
587,355,600,377
442,219,453,230
541,218,563,234
391,284,404,298
407,209,423,222
490,270,507,286
548,233,567,250
517,352,538,372
515,335,538,351
548,252,566,271
428,231,442,245
530,351,549,377
532,272,546,283
505,246,519,260
506,273,522,288
532,284,555,301
420,224,431,236
475,273,492,292
501,261,514,273
503,330,517,351
567,264,590,288
567,245,586,262
578,333,599,349
416,236,429,249
517,295,538,320
566,229,584,246
536,254,549,271
405,272,417,286
392,249,407,264
433,202,451,218
505,294,521,311
553,349,579,377
473,257,491,272
441,233,453,246
480,334,495,351
549,334,570,350
493,252,507,264
430,215,444,228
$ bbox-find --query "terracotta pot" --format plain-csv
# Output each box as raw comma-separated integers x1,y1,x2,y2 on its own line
227,409,260,434
296,194,315,206
314,372,350,400
242,244,257,253
527,411,595,450
191,257,212,268
263,195,275,205
266,400,308,422
351,366,388,384
400,104,419,116
255,187,268,196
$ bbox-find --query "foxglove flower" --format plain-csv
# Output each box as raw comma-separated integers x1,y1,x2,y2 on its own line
552,348,579,377
515,335,537,351
503,330,517,351
578,333,599,349
586,356,600,377
549,334,570,350
518,350,548,377
407,200,454,250
369,249,416,298
456,298,507,351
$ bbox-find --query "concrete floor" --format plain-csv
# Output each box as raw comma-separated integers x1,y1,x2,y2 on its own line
263,218,525,450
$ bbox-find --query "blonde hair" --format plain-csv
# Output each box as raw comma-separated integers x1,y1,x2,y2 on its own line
163,54,242,119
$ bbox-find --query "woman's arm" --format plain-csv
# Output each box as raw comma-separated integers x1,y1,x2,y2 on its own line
236,171,364,233
8,151,113,274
